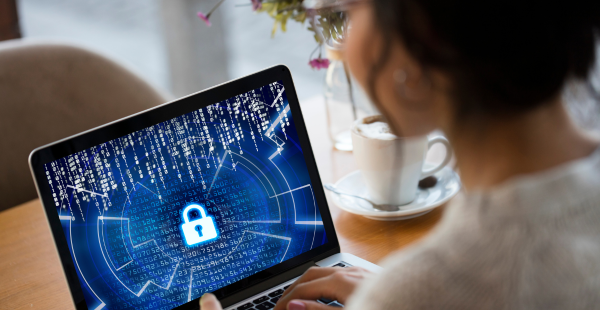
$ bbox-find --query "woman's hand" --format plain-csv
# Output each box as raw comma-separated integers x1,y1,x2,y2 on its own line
274,266,372,310
198,267,371,310
200,293,222,310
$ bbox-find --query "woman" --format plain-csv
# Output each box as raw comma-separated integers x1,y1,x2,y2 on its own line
203,0,600,309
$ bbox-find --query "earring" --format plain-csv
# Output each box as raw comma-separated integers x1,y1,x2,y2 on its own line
394,68,432,104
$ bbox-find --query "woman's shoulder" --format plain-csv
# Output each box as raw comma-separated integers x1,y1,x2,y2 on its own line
347,201,600,309
349,221,600,309
346,146,600,310
346,228,510,309
474,144,600,221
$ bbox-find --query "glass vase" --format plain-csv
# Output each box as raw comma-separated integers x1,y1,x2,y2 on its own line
324,46,377,151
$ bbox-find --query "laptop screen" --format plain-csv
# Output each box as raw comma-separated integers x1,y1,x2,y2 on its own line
42,81,328,309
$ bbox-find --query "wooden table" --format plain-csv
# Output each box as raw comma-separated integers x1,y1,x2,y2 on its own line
0,96,446,309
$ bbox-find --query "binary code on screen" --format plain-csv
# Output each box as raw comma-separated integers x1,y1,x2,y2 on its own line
44,81,328,309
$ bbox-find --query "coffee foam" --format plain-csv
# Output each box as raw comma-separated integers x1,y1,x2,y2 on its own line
356,121,398,140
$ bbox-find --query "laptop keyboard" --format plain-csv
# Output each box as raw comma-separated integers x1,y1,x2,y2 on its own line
235,262,349,310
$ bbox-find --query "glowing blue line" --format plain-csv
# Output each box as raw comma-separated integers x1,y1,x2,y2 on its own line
269,184,311,198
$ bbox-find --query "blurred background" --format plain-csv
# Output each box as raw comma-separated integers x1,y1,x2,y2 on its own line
13,0,326,99
11,0,600,124
1,0,599,212
5,0,600,125
1,0,378,212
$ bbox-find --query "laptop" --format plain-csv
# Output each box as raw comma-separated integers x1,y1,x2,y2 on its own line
29,65,380,310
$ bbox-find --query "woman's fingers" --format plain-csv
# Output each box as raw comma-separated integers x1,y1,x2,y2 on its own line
276,277,337,310
286,300,337,310
281,267,345,299
200,293,223,310
195,267,370,310
274,270,365,310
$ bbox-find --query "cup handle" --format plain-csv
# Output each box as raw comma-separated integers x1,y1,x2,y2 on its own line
421,136,452,178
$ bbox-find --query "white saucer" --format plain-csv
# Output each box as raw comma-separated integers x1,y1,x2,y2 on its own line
329,166,461,221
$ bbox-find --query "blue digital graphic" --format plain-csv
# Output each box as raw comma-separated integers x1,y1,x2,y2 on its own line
44,81,328,310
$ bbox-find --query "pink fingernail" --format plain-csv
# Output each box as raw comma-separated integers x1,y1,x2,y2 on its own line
288,300,306,310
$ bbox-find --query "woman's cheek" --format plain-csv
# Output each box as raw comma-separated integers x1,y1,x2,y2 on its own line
344,6,373,91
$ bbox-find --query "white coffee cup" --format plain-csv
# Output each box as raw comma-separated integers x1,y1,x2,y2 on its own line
351,115,452,206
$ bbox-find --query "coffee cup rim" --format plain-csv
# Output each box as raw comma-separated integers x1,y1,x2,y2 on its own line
353,116,422,141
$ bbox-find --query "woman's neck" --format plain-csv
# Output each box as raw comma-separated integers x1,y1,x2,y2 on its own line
448,99,599,190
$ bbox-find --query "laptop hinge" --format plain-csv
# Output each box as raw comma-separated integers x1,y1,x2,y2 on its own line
219,261,317,308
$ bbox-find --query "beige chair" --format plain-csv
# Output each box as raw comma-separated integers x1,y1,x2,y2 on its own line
0,40,168,211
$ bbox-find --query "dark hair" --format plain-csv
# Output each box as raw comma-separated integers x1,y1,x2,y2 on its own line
370,0,600,117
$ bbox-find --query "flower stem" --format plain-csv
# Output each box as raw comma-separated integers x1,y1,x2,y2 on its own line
206,0,228,18
343,61,358,121
309,43,321,61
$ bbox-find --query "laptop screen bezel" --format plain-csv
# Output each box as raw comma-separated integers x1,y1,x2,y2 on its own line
29,65,340,310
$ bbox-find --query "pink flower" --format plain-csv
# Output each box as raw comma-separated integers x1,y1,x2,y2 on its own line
197,11,212,27
308,58,330,70
251,0,262,11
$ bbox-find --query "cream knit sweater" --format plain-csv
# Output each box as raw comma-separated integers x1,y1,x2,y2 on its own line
347,147,600,309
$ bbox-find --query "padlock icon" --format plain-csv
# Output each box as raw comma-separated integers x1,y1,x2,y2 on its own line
180,203,218,246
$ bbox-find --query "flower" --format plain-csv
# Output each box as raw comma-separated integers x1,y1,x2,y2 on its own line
251,0,262,11
197,11,212,27
308,58,330,70
197,0,343,69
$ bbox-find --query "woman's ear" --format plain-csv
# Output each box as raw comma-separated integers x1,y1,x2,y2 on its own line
393,64,433,104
